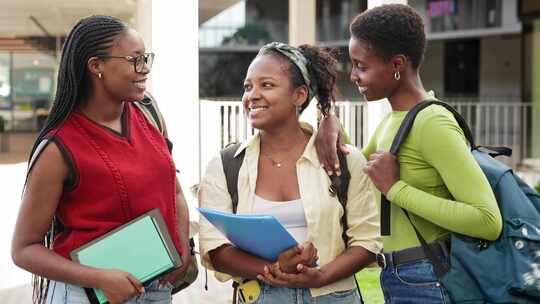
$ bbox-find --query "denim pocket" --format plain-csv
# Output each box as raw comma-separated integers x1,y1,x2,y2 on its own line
329,288,356,299
395,259,441,287
65,284,91,304
166,281,174,290
144,284,172,303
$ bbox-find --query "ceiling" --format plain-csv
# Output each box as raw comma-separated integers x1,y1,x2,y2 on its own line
199,0,241,25
0,0,241,38
0,0,240,51
0,0,137,37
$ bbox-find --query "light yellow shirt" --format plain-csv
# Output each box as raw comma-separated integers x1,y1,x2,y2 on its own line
198,124,381,297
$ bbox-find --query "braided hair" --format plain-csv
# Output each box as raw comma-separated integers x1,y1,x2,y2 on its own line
28,15,127,304
258,45,339,116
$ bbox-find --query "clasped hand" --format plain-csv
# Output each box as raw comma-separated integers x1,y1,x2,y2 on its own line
257,241,326,289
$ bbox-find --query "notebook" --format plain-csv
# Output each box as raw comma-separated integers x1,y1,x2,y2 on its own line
70,208,182,304
197,207,298,261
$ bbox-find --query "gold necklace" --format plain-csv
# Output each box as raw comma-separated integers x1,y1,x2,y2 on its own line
262,151,283,168
261,132,306,169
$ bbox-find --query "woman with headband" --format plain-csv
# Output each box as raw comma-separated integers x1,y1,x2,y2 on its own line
198,42,381,303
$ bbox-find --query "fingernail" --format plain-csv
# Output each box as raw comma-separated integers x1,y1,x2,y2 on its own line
264,266,268,272
257,275,262,280
141,287,145,293
327,170,333,176
334,164,339,169
336,170,341,176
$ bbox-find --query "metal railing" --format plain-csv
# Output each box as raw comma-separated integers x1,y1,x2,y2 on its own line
199,21,288,48
448,101,536,168
199,99,537,170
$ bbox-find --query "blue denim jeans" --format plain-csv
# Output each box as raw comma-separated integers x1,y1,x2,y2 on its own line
380,258,452,304
254,284,361,304
45,279,173,304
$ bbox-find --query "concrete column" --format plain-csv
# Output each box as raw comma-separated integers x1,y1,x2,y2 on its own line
136,1,200,208
368,0,407,9
289,0,316,46
289,0,318,127
530,20,540,158
365,0,407,138
135,0,153,91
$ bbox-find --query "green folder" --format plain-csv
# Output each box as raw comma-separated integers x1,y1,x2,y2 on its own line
71,208,182,304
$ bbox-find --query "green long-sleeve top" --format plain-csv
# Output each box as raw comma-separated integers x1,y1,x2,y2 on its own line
362,104,502,252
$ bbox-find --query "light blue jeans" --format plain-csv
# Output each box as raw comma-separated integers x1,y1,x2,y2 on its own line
254,284,361,304
46,279,173,304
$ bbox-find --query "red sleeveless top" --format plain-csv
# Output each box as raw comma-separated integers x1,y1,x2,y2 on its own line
50,102,182,259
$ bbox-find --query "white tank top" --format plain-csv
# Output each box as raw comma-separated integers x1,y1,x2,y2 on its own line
252,194,308,244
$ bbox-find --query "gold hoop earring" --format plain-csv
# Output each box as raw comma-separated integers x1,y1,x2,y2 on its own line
394,71,400,81
98,73,103,79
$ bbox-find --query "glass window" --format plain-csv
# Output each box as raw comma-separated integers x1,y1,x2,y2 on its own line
199,51,257,98
421,0,502,33
199,0,288,48
199,0,289,98
316,0,367,42
9,52,56,131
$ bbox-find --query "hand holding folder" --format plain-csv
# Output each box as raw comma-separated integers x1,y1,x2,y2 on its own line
198,207,298,261
71,209,182,304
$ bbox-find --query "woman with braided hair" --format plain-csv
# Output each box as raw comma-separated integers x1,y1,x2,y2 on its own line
198,42,381,303
11,15,191,304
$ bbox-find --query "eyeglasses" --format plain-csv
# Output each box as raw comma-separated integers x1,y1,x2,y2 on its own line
100,52,155,73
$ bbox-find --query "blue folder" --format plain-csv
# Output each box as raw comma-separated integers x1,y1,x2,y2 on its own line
197,207,298,261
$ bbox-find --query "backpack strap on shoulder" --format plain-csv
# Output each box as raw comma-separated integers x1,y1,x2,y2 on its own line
329,149,351,246
134,92,167,137
220,143,245,214
380,98,476,236
381,99,473,277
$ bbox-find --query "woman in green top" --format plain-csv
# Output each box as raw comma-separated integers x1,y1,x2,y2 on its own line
315,4,502,303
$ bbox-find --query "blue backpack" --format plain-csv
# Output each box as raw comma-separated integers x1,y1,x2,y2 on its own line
383,100,540,303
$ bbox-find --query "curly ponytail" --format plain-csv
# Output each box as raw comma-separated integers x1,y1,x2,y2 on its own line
298,45,338,116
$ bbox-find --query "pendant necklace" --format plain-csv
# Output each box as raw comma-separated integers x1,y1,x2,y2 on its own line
262,151,283,168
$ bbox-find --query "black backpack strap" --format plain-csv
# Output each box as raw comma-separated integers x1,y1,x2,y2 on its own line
220,143,245,214
134,92,167,137
220,142,246,304
329,149,351,246
329,150,362,303
380,99,476,236
477,145,512,158
220,142,350,238
402,209,450,277
382,99,474,278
